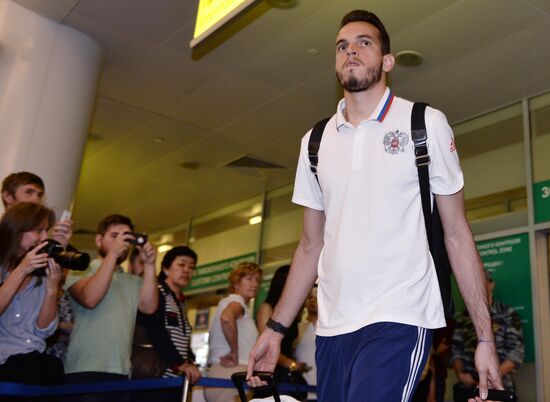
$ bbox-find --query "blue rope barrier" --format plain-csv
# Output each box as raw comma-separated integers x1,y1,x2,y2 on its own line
0,376,316,396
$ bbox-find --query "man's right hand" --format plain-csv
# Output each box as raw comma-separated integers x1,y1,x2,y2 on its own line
246,329,283,387
109,232,132,259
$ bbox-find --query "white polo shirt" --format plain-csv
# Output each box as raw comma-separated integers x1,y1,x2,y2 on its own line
292,88,463,337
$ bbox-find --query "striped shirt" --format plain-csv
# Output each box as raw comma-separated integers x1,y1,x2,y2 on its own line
143,282,193,378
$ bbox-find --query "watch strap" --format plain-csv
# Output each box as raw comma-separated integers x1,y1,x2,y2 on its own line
266,318,288,335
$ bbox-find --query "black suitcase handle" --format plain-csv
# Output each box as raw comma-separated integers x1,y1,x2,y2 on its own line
231,371,280,402
454,387,517,402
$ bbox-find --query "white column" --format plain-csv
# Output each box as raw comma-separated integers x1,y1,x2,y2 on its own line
0,0,102,217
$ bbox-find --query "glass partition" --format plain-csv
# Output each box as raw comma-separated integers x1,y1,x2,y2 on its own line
452,103,527,233
189,195,263,266
529,93,550,224
260,185,303,271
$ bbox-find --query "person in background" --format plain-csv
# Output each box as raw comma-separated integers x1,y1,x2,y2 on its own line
1,172,72,248
430,319,456,402
2,172,45,208
0,203,64,394
138,246,201,402
295,285,318,401
128,247,145,278
3,172,75,372
204,262,262,402
451,271,524,399
255,265,309,401
46,267,74,363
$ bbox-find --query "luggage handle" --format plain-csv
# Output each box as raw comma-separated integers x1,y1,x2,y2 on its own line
454,387,517,402
231,371,280,402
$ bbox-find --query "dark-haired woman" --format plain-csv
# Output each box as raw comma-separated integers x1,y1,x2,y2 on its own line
255,265,309,401
0,202,64,390
137,246,201,402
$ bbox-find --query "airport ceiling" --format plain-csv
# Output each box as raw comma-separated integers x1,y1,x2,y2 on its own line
13,0,550,241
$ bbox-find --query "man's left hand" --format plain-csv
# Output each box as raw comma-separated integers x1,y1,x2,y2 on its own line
138,242,157,265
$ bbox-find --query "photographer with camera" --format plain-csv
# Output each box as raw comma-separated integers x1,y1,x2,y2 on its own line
63,214,158,402
0,202,65,390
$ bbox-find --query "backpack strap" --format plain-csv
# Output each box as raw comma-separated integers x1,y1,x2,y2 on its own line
412,102,455,317
411,102,432,246
308,117,331,187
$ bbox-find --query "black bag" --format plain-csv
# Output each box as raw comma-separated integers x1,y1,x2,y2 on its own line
131,324,167,379
307,103,454,318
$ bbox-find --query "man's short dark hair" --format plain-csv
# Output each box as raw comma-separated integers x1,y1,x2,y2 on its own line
340,10,391,55
96,214,135,236
1,172,45,207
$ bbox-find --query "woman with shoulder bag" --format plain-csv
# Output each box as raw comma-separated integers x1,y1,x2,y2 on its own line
133,246,201,402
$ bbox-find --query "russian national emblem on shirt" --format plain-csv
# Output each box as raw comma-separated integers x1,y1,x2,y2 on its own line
383,129,409,154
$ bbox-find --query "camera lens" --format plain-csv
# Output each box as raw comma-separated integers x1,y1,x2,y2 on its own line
38,239,90,271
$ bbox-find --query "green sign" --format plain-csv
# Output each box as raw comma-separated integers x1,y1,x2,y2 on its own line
533,179,550,223
185,252,256,294
452,233,534,362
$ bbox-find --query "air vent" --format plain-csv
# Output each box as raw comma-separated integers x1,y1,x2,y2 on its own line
179,160,200,170
224,155,285,169
87,132,103,143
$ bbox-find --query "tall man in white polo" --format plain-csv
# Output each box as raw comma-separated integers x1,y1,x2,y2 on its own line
247,9,502,402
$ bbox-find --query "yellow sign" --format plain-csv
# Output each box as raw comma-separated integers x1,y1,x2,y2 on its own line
191,0,256,48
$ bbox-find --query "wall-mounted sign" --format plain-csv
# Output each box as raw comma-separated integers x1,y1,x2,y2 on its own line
533,179,550,223
185,252,256,294
190,0,257,48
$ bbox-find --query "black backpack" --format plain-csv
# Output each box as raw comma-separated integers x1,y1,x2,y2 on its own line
307,103,455,318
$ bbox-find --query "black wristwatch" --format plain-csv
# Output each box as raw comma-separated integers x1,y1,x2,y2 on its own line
266,318,288,335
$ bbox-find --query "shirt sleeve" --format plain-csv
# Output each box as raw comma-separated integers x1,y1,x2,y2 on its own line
426,107,464,195
291,130,324,210
34,314,58,338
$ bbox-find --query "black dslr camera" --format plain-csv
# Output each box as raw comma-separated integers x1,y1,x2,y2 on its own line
38,239,90,271
125,232,148,246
